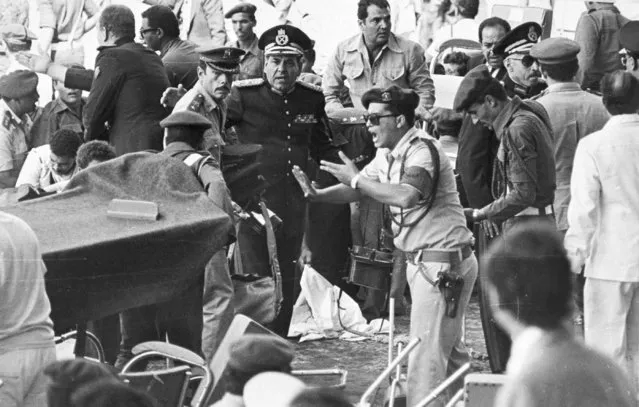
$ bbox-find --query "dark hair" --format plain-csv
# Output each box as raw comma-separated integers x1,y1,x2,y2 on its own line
457,0,479,19
224,365,293,395
478,17,511,43
141,5,179,39
69,378,156,407
601,70,639,115
540,60,579,82
45,359,116,407
481,221,572,330
76,140,117,169
100,5,135,41
357,0,390,20
289,387,352,407
50,129,83,158
443,51,470,75
164,126,205,148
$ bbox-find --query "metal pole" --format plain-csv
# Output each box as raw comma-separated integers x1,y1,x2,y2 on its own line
388,297,395,366
415,362,471,407
444,388,465,407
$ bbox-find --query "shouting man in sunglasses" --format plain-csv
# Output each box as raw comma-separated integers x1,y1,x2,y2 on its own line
294,85,477,407
492,22,547,100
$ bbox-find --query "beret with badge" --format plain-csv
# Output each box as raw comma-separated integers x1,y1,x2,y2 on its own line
0,70,38,99
258,24,313,57
1,24,37,48
160,111,213,130
227,334,294,373
196,46,245,73
224,2,257,18
620,20,639,55
530,38,580,65
453,65,502,112
492,22,542,57
361,85,420,113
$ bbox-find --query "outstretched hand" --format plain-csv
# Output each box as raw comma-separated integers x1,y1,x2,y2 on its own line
292,165,318,199
319,151,359,186
161,84,186,109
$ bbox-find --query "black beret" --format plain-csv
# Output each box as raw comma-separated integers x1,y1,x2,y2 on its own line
492,22,542,57
227,334,294,373
160,111,213,129
361,85,420,112
0,70,38,99
530,38,580,65
224,2,257,18
620,21,639,54
453,65,501,112
196,46,245,73
258,24,313,56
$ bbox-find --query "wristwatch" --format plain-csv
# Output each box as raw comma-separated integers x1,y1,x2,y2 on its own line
350,174,361,189
472,209,482,221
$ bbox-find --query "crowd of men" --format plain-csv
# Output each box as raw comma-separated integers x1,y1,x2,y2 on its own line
1,0,639,406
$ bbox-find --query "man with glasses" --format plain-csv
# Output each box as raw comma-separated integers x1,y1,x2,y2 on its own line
619,20,639,80
295,85,477,407
492,22,547,100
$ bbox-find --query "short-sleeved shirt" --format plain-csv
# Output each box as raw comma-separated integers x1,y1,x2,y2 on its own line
226,35,264,80
30,97,84,148
15,144,79,189
360,127,472,252
0,100,29,177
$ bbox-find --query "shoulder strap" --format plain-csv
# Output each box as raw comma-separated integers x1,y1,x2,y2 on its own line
183,153,213,181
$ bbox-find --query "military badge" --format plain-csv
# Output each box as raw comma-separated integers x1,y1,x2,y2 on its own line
224,48,232,59
528,26,539,42
275,28,289,46
381,92,392,102
294,114,318,124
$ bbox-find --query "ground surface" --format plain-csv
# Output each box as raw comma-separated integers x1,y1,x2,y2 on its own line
292,295,490,405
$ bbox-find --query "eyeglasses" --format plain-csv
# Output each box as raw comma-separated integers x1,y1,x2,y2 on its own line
507,54,537,68
139,28,158,38
363,113,397,125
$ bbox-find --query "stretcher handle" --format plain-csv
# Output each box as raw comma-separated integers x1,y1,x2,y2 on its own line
358,337,420,406
444,388,465,407
415,362,471,407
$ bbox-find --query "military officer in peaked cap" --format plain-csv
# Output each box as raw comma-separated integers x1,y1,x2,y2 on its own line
0,70,39,188
226,24,341,336
620,21,639,80
224,3,263,80
173,46,245,164
492,22,547,99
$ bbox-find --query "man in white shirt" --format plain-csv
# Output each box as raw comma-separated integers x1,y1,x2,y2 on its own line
565,70,639,399
426,0,480,62
16,128,81,190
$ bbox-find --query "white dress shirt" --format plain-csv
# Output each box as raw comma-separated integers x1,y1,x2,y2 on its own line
565,114,639,282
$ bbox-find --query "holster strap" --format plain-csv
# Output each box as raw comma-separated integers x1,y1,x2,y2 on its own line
405,245,473,267
514,205,553,217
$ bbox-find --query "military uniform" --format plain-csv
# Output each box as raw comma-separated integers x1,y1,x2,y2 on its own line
226,25,341,334
160,38,200,89
224,4,264,80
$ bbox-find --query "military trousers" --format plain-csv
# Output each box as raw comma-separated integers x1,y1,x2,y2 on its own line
406,253,478,407
202,250,235,361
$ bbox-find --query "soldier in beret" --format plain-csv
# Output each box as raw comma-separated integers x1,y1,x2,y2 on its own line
0,70,39,188
225,3,263,80
454,65,555,372
492,22,547,99
296,85,476,407
619,20,639,80
226,24,341,336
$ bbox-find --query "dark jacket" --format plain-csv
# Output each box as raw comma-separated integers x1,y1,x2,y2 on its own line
160,38,199,89
83,39,170,155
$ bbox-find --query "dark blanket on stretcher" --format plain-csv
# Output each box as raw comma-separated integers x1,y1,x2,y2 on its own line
1,152,234,327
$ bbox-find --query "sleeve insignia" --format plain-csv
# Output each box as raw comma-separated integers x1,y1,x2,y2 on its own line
188,93,205,112
233,78,264,88
295,79,322,93
294,113,318,124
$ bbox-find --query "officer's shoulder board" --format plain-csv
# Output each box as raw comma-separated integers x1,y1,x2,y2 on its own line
296,79,323,93
188,93,205,112
234,78,264,88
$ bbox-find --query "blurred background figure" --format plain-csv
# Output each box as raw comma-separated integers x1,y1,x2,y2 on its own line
426,0,480,62
443,50,470,75
75,139,116,170
44,359,116,407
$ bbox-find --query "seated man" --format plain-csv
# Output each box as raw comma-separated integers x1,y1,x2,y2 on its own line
483,221,636,407
442,51,470,76
16,128,82,190
0,212,57,407
30,64,85,148
76,140,116,170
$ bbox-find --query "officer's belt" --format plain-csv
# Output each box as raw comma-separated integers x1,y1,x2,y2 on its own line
405,245,473,267
514,205,553,217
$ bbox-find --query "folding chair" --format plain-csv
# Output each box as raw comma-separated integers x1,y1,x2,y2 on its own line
55,329,106,362
120,365,191,407
121,341,214,407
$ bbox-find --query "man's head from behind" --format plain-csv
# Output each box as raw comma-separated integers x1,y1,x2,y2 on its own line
530,38,580,84
357,0,391,49
601,70,639,116
478,17,511,70
482,221,572,335
50,129,83,176
362,85,419,149
140,5,179,52
98,5,135,46
160,111,212,150
76,140,116,170
451,0,479,20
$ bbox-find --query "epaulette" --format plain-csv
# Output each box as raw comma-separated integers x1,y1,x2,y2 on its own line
234,78,264,88
296,79,323,93
187,93,205,112
529,89,547,101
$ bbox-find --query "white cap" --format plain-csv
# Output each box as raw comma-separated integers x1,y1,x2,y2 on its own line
243,372,307,407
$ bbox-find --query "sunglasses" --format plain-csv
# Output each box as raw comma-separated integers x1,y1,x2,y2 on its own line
621,53,636,66
139,28,158,38
508,54,537,68
364,113,397,125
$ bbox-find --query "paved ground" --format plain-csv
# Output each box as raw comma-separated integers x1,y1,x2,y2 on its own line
292,295,490,405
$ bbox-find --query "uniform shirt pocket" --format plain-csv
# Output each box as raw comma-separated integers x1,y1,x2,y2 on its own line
382,66,405,82
344,54,365,81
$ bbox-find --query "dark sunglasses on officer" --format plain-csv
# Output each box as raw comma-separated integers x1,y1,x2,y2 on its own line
364,112,398,125
507,53,538,68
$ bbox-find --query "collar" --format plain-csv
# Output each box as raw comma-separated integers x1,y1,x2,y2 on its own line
97,37,133,51
347,33,403,54
267,81,296,96
50,97,84,115
160,38,183,57
194,81,222,112
237,35,260,56
163,141,196,155
507,326,571,376
545,82,582,93
389,127,421,160
492,96,522,137
604,113,639,128
0,99,22,124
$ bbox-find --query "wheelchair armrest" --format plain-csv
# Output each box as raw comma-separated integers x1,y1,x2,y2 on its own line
132,341,205,366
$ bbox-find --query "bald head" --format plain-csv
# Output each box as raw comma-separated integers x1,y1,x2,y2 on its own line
601,70,639,115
